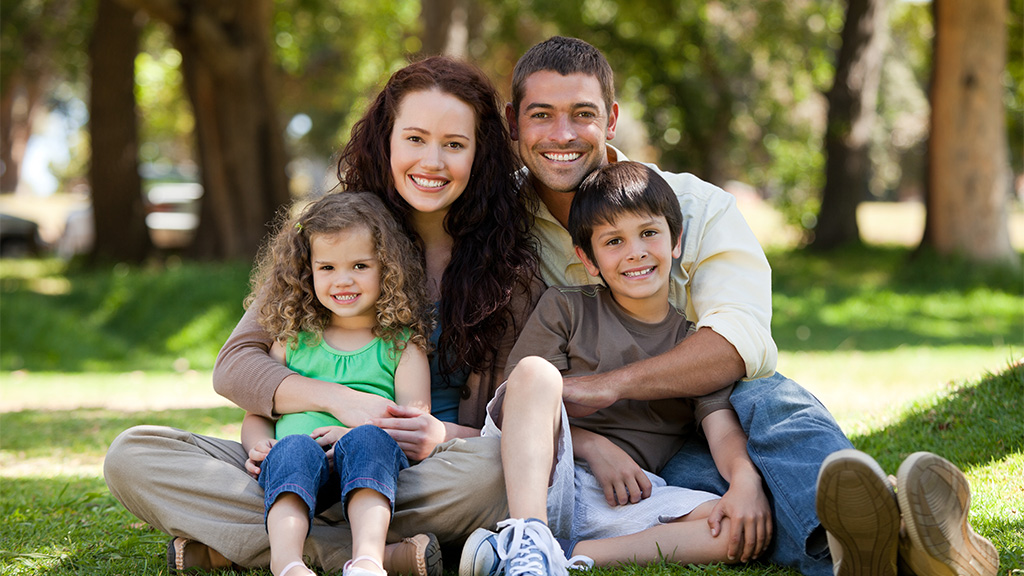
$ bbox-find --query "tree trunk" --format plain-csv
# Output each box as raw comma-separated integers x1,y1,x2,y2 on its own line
89,0,151,262
419,0,478,57
0,71,45,194
921,0,1015,266
118,0,290,261
812,0,889,250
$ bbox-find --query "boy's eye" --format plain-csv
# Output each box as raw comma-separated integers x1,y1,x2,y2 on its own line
605,238,622,246
642,229,658,238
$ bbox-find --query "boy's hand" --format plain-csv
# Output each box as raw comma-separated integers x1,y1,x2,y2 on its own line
244,438,277,478
707,470,772,562
584,436,652,506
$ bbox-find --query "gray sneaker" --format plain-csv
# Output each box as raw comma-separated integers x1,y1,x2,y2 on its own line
459,518,592,576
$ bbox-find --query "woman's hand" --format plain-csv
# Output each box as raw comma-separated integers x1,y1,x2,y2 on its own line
370,404,447,461
244,438,277,478
707,469,772,562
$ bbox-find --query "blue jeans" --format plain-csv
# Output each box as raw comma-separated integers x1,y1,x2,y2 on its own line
659,372,853,576
258,425,409,532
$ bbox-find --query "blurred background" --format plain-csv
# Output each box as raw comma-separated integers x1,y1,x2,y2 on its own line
0,0,1021,265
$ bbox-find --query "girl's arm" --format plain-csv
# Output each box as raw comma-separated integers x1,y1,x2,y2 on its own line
383,342,439,461
702,409,772,562
240,411,277,478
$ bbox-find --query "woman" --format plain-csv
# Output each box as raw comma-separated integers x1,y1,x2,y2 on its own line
103,56,540,575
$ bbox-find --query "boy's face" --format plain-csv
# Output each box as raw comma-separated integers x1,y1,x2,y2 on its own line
575,211,682,320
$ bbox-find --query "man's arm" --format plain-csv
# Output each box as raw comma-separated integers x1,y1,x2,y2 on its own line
213,303,395,421
561,327,743,417
561,173,772,415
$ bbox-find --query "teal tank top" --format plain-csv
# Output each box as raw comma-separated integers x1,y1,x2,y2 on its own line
275,332,403,439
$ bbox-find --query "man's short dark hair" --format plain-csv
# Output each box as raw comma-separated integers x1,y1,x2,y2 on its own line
511,36,615,117
569,162,683,264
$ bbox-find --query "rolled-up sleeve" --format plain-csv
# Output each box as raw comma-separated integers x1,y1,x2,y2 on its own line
656,169,777,380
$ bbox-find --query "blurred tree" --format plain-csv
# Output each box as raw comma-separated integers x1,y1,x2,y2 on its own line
812,0,889,249
89,0,151,262
922,0,1015,266
117,0,290,261
0,0,89,193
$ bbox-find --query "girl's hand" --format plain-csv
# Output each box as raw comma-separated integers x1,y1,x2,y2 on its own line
583,436,652,506
707,470,773,562
244,438,277,478
311,426,348,471
370,405,446,461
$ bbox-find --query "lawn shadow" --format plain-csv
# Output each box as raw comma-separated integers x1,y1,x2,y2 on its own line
849,362,1023,473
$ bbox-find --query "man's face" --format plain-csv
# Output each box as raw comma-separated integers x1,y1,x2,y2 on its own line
507,71,618,197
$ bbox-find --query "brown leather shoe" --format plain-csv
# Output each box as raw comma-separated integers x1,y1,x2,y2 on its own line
385,533,442,576
816,449,900,576
166,537,239,573
897,452,999,576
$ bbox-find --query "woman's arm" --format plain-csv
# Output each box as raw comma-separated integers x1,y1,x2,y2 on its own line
214,305,396,422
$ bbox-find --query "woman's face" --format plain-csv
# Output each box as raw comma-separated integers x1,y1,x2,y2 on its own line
390,89,477,217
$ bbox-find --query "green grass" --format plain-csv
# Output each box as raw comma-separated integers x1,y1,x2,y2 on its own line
1,246,1022,575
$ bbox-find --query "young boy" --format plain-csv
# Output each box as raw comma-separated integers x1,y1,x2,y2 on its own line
460,162,772,576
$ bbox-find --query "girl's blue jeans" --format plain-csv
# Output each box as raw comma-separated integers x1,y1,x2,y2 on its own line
258,424,409,532
659,372,854,576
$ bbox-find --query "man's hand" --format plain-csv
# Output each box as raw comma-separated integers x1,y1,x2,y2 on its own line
370,404,447,461
244,438,277,478
707,471,772,562
561,373,619,417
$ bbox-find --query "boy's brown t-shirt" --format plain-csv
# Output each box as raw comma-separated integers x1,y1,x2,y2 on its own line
505,284,734,474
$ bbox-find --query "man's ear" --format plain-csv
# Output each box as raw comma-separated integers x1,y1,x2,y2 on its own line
575,245,602,278
505,102,519,141
605,101,619,141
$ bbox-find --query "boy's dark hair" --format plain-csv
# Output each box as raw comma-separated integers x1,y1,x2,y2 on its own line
511,36,615,117
569,162,683,264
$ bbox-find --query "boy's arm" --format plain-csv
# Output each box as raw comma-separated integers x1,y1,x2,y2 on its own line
701,408,772,562
571,425,652,507
214,304,395,422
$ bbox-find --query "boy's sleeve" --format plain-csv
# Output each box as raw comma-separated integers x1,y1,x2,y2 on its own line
692,383,736,428
503,287,573,379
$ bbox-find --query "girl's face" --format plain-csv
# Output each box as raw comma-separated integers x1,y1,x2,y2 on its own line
390,89,477,217
310,226,381,329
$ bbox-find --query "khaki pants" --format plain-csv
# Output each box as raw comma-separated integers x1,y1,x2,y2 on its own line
103,425,508,571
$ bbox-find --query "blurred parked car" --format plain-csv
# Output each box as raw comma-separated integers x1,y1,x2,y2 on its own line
145,182,202,249
0,213,42,257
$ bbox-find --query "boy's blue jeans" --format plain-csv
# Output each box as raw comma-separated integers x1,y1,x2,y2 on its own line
659,372,853,576
258,424,409,531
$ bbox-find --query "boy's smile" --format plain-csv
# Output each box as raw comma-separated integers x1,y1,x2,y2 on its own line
576,211,682,323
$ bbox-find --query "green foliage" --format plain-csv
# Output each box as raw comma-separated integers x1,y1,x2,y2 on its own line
769,245,1023,352
0,258,251,372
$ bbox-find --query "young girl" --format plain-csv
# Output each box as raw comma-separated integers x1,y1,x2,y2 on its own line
240,191,435,576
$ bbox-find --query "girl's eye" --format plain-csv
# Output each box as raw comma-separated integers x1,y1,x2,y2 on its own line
320,265,334,271
354,263,368,270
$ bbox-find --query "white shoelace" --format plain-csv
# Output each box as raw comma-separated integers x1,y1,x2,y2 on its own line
494,518,593,576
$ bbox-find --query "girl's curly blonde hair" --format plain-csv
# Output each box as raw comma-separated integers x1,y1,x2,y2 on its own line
245,191,433,351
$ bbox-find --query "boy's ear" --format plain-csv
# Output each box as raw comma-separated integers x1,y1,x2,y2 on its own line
672,230,683,259
575,245,602,278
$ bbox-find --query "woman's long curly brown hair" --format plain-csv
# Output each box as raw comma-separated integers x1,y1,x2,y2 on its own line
246,192,433,351
336,56,537,377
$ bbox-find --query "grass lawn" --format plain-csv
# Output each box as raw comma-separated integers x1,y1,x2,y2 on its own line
1,216,1022,574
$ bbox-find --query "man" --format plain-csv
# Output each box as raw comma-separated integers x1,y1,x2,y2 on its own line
499,35,995,576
